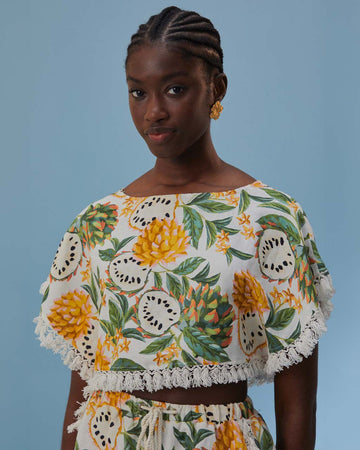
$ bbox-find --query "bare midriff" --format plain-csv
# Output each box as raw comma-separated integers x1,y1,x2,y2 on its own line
130,380,248,405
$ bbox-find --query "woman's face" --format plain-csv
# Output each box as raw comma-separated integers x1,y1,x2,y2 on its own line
126,43,214,160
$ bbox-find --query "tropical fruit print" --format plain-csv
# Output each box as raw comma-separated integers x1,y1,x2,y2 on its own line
75,392,274,449
37,182,333,448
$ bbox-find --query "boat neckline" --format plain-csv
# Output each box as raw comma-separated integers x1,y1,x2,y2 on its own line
119,180,262,198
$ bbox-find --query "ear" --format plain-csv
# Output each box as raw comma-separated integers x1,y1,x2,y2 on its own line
212,72,228,103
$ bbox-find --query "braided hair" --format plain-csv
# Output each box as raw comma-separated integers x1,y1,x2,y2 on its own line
125,6,224,79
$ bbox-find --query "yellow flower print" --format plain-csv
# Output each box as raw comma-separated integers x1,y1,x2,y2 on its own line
94,338,111,371
132,218,190,267
232,271,269,315
212,420,247,450
237,213,250,226
80,257,91,282
240,225,255,240
118,196,144,218
118,337,131,353
215,229,230,254
252,180,266,188
270,286,303,312
153,342,180,366
287,200,299,212
269,286,283,307
47,290,95,342
282,288,303,312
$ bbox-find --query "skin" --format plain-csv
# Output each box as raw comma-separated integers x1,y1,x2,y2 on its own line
62,43,318,450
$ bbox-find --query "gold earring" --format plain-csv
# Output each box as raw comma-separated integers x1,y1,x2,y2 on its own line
210,100,223,120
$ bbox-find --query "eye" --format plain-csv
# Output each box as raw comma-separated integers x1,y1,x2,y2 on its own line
129,89,144,99
168,86,184,95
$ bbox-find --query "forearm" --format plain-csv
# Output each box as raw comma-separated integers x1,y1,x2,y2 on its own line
274,345,318,450
275,399,316,449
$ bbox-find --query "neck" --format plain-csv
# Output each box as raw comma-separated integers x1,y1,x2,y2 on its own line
150,136,226,189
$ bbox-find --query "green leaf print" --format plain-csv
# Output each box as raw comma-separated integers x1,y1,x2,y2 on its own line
191,268,220,287
109,299,123,329
296,209,306,229
126,420,142,436
265,307,295,331
140,334,174,354
194,428,215,446
192,262,210,279
205,219,218,249
121,328,145,342
211,216,232,228
285,321,301,344
123,433,137,450
169,359,185,368
248,194,273,203
99,319,116,337
41,284,49,304
227,247,253,261
166,273,182,298
183,410,203,422
310,241,329,275
113,236,136,252
265,330,284,353
262,188,293,204
257,214,301,245
99,248,116,261
190,199,235,213
239,189,250,214
172,257,206,275
260,427,275,450
113,293,134,324
181,350,199,366
183,326,230,362
173,427,194,450
182,206,203,249
153,271,163,289
181,276,190,296
111,358,145,371
261,202,291,215
74,441,80,450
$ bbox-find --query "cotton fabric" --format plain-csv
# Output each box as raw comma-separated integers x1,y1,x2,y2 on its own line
35,180,335,448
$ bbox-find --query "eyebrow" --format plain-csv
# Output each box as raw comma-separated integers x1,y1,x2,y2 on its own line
126,71,189,83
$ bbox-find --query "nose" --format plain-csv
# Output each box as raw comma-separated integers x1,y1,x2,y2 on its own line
144,94,168,122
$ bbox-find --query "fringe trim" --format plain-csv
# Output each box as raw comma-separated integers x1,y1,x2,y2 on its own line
34,314,94,381
264,273,335,378
84,359,269,396
67,401,88,434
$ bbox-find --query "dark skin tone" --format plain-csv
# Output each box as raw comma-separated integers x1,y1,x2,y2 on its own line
62,43,318,450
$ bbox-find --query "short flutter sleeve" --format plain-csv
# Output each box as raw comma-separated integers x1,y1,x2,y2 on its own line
34,206,101,380
250,199,335,378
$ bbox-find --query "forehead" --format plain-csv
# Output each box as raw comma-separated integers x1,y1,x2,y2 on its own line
126,43,206,82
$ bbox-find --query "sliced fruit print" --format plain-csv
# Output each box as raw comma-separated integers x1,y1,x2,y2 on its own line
89,404,121,449
75,320,98,365
233,271,269,356
258,228,295,280
108,251,150,293
50,232,83,281
129,195,179,230
137,289,181,336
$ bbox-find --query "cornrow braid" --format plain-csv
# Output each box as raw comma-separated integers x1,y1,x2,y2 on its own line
125,6,223,75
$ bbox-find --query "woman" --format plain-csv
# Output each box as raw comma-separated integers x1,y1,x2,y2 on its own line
35,6,335,450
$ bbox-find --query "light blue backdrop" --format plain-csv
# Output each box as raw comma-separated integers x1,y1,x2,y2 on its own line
1,0,359,449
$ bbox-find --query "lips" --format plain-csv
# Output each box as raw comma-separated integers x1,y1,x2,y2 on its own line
145,127,176,144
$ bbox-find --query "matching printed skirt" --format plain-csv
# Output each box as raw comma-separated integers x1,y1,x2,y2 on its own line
74,391,275,450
